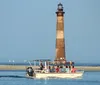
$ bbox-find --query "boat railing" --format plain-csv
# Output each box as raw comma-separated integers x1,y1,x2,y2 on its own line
34,70,41,73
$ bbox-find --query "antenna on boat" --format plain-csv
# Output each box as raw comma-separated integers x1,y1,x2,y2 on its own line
28,61,32,67
24,60,32,67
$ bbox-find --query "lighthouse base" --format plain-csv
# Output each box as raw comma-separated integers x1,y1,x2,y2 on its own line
54,60,66,64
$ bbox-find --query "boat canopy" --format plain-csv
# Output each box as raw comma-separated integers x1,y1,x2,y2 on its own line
25,59,74,66
50,62,74,66
28,59,51,62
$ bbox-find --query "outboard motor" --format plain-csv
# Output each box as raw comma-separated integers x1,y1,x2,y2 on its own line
26,67,34,76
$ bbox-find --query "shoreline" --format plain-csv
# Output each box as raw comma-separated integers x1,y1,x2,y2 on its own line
0,65,100,71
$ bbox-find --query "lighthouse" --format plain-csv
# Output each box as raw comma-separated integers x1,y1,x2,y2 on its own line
54,3,66,64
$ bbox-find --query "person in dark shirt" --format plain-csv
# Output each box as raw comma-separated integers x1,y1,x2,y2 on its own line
51,66,55,72
40,63,44,70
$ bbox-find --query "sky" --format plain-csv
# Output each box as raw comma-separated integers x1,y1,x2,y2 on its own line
0,0,100,63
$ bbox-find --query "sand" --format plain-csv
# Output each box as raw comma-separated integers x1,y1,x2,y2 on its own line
0,65,100,71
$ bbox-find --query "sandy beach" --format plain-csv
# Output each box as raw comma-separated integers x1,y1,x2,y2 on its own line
0,65,100,71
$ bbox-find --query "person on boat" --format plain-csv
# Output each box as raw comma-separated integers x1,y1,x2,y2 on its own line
26,67,34,76
43,66,49,73
41,67,45,73
45,66,50,73
59,66,62,72
65,66,70,73
63,66,66,72
59,66,64,73
56,66,60,73
62,66,65,72
51,66,55,72
40,63,44,70
69,66,71,72
49,66,52,72
71,66,77,73
69,61,72,71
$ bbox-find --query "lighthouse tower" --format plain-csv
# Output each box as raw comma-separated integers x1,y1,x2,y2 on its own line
54,3,66,64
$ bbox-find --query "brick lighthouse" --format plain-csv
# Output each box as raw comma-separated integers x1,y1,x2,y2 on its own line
54,3,66,64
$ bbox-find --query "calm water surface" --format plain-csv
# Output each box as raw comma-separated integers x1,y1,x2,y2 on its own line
0,71,100,85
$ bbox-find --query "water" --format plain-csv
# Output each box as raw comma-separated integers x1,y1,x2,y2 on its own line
0,71,100,85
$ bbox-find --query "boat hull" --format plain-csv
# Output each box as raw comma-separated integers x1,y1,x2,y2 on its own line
36,72,83,78
27,72,84,79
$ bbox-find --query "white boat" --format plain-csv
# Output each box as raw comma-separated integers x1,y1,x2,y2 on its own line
25,59,84,79
26,70,84,79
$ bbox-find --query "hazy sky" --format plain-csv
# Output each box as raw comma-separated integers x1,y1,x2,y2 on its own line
0,0,100,63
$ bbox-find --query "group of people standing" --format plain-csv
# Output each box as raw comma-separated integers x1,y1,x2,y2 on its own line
54,65,77,73
39,63,77,73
